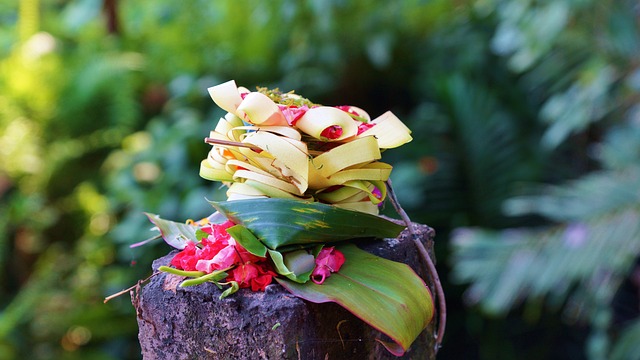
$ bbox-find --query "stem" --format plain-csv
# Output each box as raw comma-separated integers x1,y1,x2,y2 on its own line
204,137,323,156
158,265,204,277
103,272,159,303
129,234,162,248
205,137,262,151
233,245,247,264
179,270,228,287
385,179,446,354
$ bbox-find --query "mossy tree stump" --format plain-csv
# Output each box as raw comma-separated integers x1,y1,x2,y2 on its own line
134,224,437,360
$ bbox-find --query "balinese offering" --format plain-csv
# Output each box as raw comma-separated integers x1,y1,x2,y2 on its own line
130,80,434,356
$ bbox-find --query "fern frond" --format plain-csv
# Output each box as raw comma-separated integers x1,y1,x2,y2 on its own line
504,166,640,222
611,318,640,360
452,203,640,314
428,75,542,226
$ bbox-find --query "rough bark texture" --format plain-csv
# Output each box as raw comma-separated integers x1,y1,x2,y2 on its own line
135,224,436,360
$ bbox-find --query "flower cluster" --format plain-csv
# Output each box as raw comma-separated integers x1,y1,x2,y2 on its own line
171,220,277,292
169,219,346,292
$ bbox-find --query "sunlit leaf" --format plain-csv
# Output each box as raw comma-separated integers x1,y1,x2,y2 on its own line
226,225,268,257
277,244,434,356
144,213,198,249
208,198,406,249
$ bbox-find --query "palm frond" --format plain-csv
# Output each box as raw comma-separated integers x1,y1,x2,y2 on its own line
611,318,640,360
427,74,541,227
504,166,640,222
452,203,640,313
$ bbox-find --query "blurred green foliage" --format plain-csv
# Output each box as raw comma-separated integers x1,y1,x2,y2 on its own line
0,0,638,359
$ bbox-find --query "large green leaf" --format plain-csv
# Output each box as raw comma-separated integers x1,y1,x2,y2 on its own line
276,244,434,356
208,199,406,249
144,213,198,249
226,225,268,257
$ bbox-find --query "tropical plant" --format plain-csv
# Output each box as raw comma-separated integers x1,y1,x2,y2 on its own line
450,0,640,359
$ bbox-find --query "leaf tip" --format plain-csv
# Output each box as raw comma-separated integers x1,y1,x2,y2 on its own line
375,338,406,356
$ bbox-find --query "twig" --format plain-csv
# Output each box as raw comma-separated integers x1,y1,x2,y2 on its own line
129,234,162,248
103,271,160,303
386,179,446,354
204,137,323,156
205,137,262,151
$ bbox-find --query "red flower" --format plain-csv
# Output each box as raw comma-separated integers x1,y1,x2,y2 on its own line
230,263,259,287
335,105,359,116
250,273,274,292
229,263,277,291
311,247,345,284
169,220,278,293
335,105,376,135
234,242,264,264
320,125,343,140
170,241,200,271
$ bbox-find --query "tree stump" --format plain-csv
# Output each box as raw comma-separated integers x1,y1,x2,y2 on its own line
134,224,437,360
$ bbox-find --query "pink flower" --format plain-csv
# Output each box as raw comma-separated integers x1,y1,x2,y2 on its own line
335,105,376,135
194,237,266,273
169,219,277,292
372,186,384,208
171,220,236,272
311,247,345,284
213,220,234,239
357,122,376,135
200,220,234,239
195,245,237,273
335,105,359,117
279,105,309,126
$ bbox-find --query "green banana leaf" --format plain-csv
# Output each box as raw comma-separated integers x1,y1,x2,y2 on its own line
208,198,406,249
276,244,434,356
226,225,267,257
